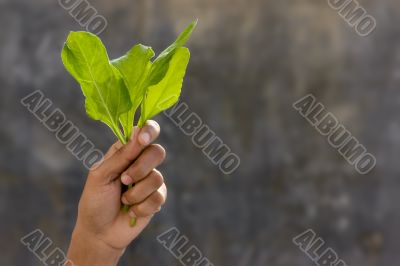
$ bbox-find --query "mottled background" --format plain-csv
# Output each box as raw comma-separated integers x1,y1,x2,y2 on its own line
1,0,399,265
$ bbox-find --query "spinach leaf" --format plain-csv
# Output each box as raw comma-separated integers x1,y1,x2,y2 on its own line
138,20,197,127
61,31,131,142
156,19,198,62
111,44,154,141
61,20,197,142
139,47,190,127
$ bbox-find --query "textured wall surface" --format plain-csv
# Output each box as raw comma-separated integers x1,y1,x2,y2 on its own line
1,0,400,265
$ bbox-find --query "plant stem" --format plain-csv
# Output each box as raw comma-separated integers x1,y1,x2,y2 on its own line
112,125,127,145
112,124,137,226
122,184,132,213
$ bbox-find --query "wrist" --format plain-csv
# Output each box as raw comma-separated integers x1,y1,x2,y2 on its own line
67,226,124,266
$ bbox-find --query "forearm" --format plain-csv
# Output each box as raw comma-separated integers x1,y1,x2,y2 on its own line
67,227,124,266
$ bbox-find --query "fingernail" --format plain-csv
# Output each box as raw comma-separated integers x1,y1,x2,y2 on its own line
139,132,151,145
129,210,136,218
121,174,133,185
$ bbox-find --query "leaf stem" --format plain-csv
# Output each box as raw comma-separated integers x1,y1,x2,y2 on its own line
121,122,146,226
111,123,136,226
122,184,136,227
112,124,127,145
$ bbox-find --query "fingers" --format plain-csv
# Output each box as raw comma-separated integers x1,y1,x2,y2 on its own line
120,144,166,185
128,183,167,218
121,170,164,205
103,140,123,160
91,120,161,183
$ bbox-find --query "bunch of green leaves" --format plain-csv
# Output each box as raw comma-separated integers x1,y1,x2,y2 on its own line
61,20,197,145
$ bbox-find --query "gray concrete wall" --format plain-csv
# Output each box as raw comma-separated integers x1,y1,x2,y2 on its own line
0,0,399,265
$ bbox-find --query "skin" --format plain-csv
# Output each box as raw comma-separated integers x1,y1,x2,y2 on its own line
66,120,167,266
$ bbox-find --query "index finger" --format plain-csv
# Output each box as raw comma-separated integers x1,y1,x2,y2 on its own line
91,120,161,183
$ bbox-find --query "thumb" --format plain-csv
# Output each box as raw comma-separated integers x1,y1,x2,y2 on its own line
92,120,161,183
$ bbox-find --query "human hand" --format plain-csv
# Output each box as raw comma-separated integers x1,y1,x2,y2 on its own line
67,120,167,266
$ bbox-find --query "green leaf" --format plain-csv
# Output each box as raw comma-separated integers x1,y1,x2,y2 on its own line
111,44,155,140
147,19,197,87
139,47,190,127
138,20,197,127
156,19,197,61
61,31,131,142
